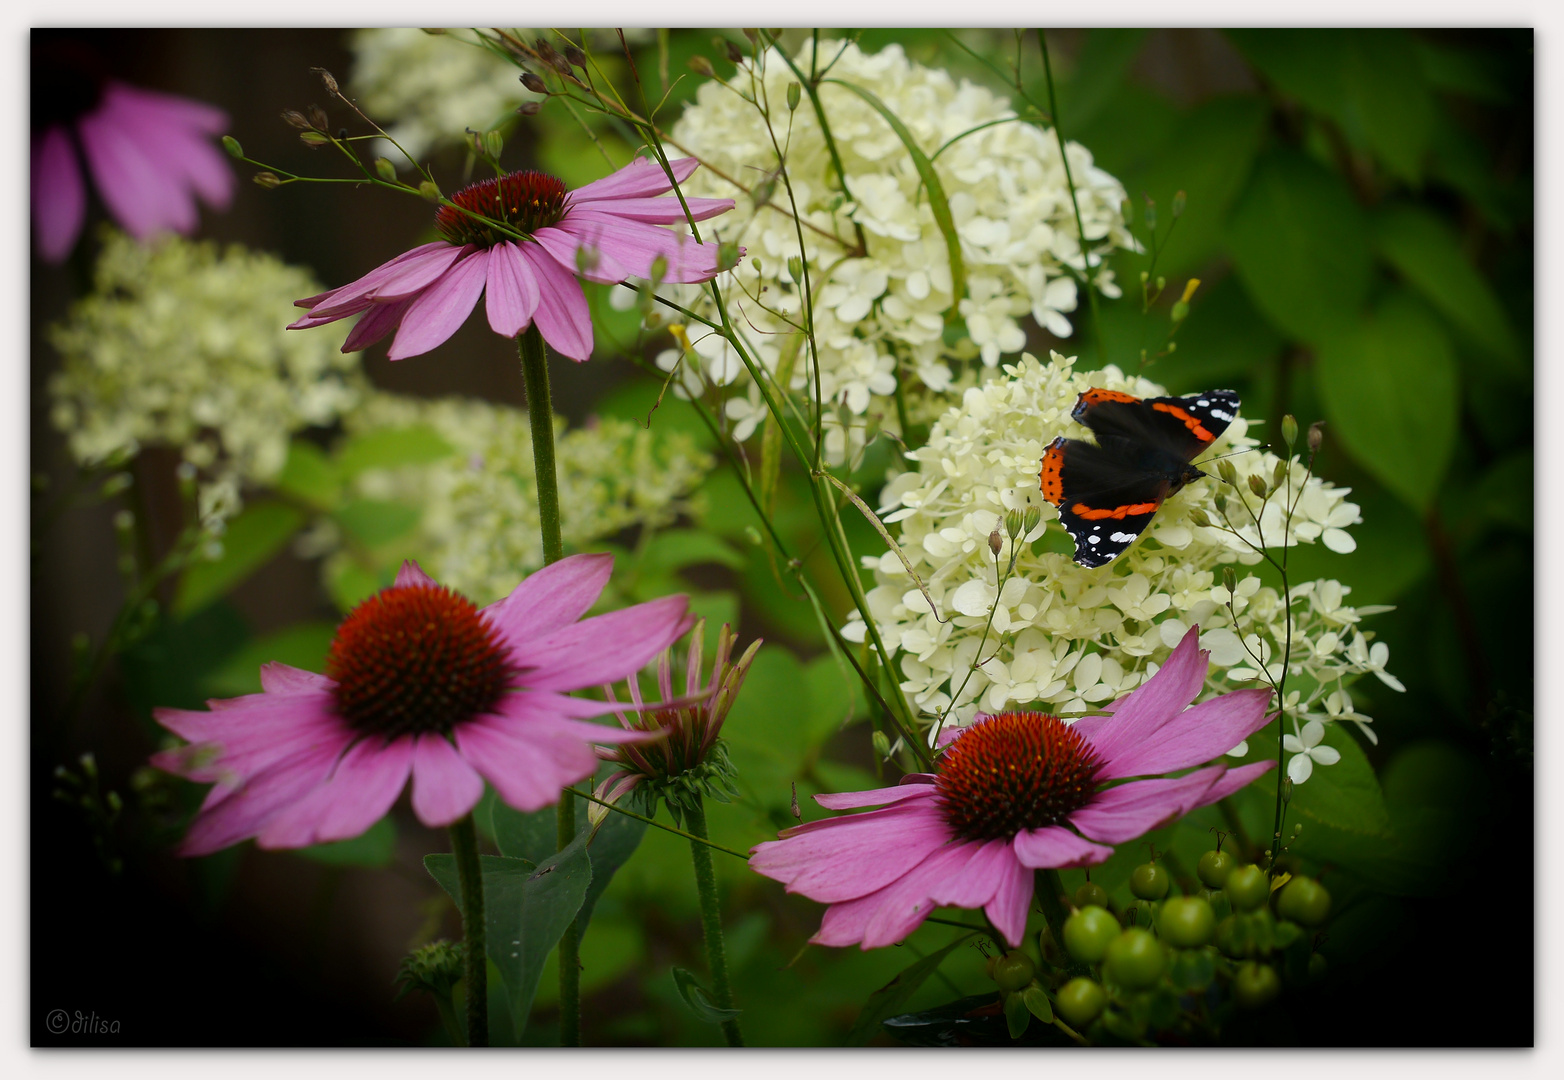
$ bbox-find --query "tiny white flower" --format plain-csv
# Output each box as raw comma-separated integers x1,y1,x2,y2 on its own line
1283,719,1342,785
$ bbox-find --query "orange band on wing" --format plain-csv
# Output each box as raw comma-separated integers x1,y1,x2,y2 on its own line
1079,388,1140,406
1039,441,1066,504
1070,501,1160,521
1151,401,1214,443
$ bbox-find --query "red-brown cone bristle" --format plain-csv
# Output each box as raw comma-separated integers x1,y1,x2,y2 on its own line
434,170,569,247
327,584,516,738
935,712,1104,841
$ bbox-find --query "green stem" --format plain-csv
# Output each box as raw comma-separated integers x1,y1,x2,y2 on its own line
519,326,564,566
449,814,488,1047
686,794,744,1046
556,792,581,1045
1034,868,1071,947
433,990,466,1048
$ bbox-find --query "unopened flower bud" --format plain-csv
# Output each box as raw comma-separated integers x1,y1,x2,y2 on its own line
483,129,504,159
989,529,1003,557
871,730,892,760
1272,458,1289,490
1307,421,1325,453
1005,507,1025,541
418,180,442,203
786,255,803,283
718,240,742,272
742,28,760,45
787,81,801,111
649,254,668,287
308,105,330,130
564,45,586,68
719,37,744,64
1283,778,1294,804
311,67,339,96
520,71,547,94
1143,196,1157,231
280,109,311,130
221,135,243,158
299,130,329,148
1188,507,1212,528
1280,414,1299,449
374,158,397,182
1171,190,1187,218
1222,566,1237,593
1216,459,1238,486
688,54,716,78
550,52,573,76
253,171,282,189
1247,474,1269,498
1023,506,1042,537
517,101,542,117
1170,277,1200,323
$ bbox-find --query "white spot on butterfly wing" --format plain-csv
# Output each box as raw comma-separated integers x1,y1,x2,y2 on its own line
1110,531,1137,544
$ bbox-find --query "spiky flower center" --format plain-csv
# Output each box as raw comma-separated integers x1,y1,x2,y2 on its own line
327,584,515,738
935,712,1104,841
434,170,570,247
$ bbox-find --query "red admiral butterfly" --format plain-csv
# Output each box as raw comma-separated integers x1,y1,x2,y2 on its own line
1039,387,1240,568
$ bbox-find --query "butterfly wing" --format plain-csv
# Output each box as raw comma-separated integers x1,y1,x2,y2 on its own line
1041,436,1168,569
1072,388,1240,463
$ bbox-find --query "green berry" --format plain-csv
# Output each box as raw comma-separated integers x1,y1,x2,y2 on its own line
1232,961,1281,1009
1197,849,1236,888
1055,977,1107,1028
1276,876,1332,926
1158,895,1216,948
991,949,1035,992
1224,864,1270,913
1130,861,1171,900
1063,905,1120,963
1104,927,1165,990
1074,881,1109,909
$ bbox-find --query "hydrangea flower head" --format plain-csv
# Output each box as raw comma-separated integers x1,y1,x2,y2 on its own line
749,627,1275,948
32,41,234,263
289,157,738,362
152,556,689,853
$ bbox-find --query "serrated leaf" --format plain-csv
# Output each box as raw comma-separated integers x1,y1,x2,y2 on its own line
670,966,742,1023
274,439,339,510
174,501,306,617
335,424,456,478
1316,289,1459,511
296,815,396,867
846,931,975,1046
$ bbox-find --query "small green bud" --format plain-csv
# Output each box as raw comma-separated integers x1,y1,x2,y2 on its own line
221,135,243,157
1171,189,1187,218
1005,508,1025,541
374,158,397,182
299,130,329,147
649,254,669,287
483,129,504,159
751,258,763,274
871,730,891,759
1272,458,1289,490
742,28,760,44
1188,507,1212,528
418,180,442,203
1216,459,1238,486
1247,473,1269,498
1307,421,1325,453
787,81,801,111
1022,506,1042,537
253,171,282,189
689,54,717,78
1170,299,1190,323
1280,414,1299,448
1221,566,1237,593
786,255,804,283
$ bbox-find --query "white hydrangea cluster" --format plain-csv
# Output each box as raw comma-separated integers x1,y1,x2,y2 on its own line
648,39,1135,462
323,393,714,605
842,351,1399,746
48,230,365,523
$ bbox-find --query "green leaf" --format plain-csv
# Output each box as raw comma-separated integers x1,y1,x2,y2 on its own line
845,932,975,1046
670,966,742,1024
274,439,340,510
333,498,421,548
1226,148,1373,346
637,528,745,575
296,815,396,867
1059,29,1149,132
425,838,592,1036
1250,725,1391,837
823,78,966,310
1003,990,1031,1039
1316,289,1460,511
174,501,306,617
488,795,647,930
1375,203,1521,371
335,424,456,478
202,620,337,697
1414,37,1514,104
325,558,384,613
1021,984,1054,1024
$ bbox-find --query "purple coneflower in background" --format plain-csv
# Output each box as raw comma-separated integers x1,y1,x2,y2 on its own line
749,627,1277,949
152,555,689,854
31,79,234,263
289,156,738,362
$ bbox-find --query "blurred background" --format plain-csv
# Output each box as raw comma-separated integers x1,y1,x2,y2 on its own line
31,28,1532,1046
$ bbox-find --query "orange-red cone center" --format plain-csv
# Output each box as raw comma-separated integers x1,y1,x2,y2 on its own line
935,711,1103,841
434,170,569,247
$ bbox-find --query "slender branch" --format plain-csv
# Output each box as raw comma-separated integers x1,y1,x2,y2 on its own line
448,814,488,1047
686,795,745,1046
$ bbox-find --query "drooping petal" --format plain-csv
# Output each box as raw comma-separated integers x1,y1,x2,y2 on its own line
482,552,614,650
107,82,228,133
394,559,438,589
77,104,190,238
31,127,86,263
1067,765,1226,844
410,734,486,827
926,837,1015,908
1011,825,1114,869
982,849,1035,947
1075,626,1208,767
1095,690,1275,780
516,595,691,692
570,195,736,225
568,155,700,203
749,800,954,904
1198,760,1276,804
454,714,599,812
338,296,415,353
483,240,541,337
813,780,939,810
483,697,664,746
808,840,976,949
553,210,727,283
256,735,415,848
177,733,353,855
386,249,490,360
516,241,594,361
258,662,334,696
293,242,457,319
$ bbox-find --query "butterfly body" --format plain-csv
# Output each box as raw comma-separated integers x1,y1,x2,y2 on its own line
1040,388,1240,568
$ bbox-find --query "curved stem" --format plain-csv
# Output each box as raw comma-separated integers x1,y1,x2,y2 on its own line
449,814,488,1047
686,794,744,1046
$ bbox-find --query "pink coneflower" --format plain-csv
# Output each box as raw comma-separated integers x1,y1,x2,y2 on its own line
31,73,234,263
152,555,689,855
288,156,737,362
749,627,1277,949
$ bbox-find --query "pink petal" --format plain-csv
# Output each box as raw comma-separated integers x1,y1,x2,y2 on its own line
386,249,490,360
927,837,1012,908
1198,759,1277,804
31,127,86,262
1068,765,1226,844
484,241,541,337
553,211,726,283
394,559,438,589
105,82,228,133
339,296,415,353
814,780,939,811
482,552,614,650
568,195,735,225
1096,690,1275,780
515,595,691,692
454,715,597,812
411,734,486,827
569,155,700,203
982,849,1035,947
517,238,594,361
484,699,663,746
258,662,334,696
177,734,352,855
1011,825,1114,870
1076,626,1208,766
297,242,458,318
256,735,415,849
77,106,190,238
749,800,953,904
811,840,999,949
